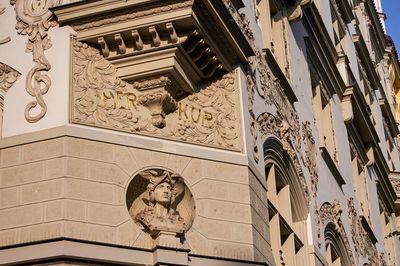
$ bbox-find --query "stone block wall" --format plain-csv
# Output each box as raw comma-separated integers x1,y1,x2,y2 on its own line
0,135,270,262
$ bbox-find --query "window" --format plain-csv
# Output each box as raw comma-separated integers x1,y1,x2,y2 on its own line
324,223,352,266
264,138,309,265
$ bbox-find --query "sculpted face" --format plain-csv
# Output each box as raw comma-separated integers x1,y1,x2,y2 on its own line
152,182,172,206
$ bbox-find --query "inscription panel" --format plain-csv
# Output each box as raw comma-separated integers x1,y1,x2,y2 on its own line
71,41,243,151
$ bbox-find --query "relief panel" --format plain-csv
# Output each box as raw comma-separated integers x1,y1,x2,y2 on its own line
71,41,243,151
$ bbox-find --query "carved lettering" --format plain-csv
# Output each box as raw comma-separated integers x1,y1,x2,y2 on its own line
98,90,138,111
178,103,213,126
178,102,188,120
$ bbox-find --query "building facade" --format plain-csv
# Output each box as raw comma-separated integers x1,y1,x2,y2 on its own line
1,0,400,265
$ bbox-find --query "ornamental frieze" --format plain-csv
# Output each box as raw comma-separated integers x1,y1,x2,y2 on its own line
71,41,242,151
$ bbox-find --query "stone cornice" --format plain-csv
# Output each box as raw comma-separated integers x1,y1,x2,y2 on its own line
53,0,254,92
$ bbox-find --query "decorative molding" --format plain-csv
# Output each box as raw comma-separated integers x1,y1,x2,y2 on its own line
302,121,317,198
0,62,20,97
0,62,21,136
71,41,242,151
347,197,366,259
0,6,11,45
10,0,61,123
245,61,259,163
317,200,355,265
257,112,309,202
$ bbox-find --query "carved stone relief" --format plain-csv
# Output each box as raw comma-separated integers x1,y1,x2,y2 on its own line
0,62,20,97
10,0,61,122
0,6,11,45
0,62,21,131
302,121,318,198
71,41,242,151
257,111,309,202
318,200,355,265
221,0,255,49
126,168,195,245
347,197,366,258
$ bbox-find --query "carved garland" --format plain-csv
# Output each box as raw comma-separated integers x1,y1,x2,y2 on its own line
10,0,61,122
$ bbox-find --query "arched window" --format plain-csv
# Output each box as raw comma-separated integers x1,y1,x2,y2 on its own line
264,137,309,265
324,223,352,266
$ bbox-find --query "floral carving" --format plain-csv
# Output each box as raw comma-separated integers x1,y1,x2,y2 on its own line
347,197,366,258
245,61,259,163
172,73,239,148
221,0,255,48
0,62,21,96
72,41,147,131
10,0,61,122
302,121,318,197
257,112,309,202
137,89,177,129
72,41,242,151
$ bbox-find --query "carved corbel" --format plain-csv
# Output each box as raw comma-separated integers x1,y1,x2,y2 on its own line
288,0,313,22
134,76,178,128
341,86,354,122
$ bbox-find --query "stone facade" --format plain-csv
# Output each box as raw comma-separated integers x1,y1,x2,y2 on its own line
1,0,400,265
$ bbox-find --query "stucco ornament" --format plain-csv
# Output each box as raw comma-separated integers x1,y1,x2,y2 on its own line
72,41,242,151
302,121,318,197
0,6,11,45
10,0,61,122
134,169,186,237
257,111,309,203
0,62,20,95
317,200,355,265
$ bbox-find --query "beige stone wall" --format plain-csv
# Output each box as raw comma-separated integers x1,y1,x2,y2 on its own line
0,135,267,262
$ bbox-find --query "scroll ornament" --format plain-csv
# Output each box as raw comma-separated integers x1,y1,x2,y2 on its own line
10,0,61,122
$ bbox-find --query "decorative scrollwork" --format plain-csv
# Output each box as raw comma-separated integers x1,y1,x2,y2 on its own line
10,0,61,122
72,41,242,151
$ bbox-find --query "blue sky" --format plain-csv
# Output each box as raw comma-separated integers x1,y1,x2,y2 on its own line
382,1,400,51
